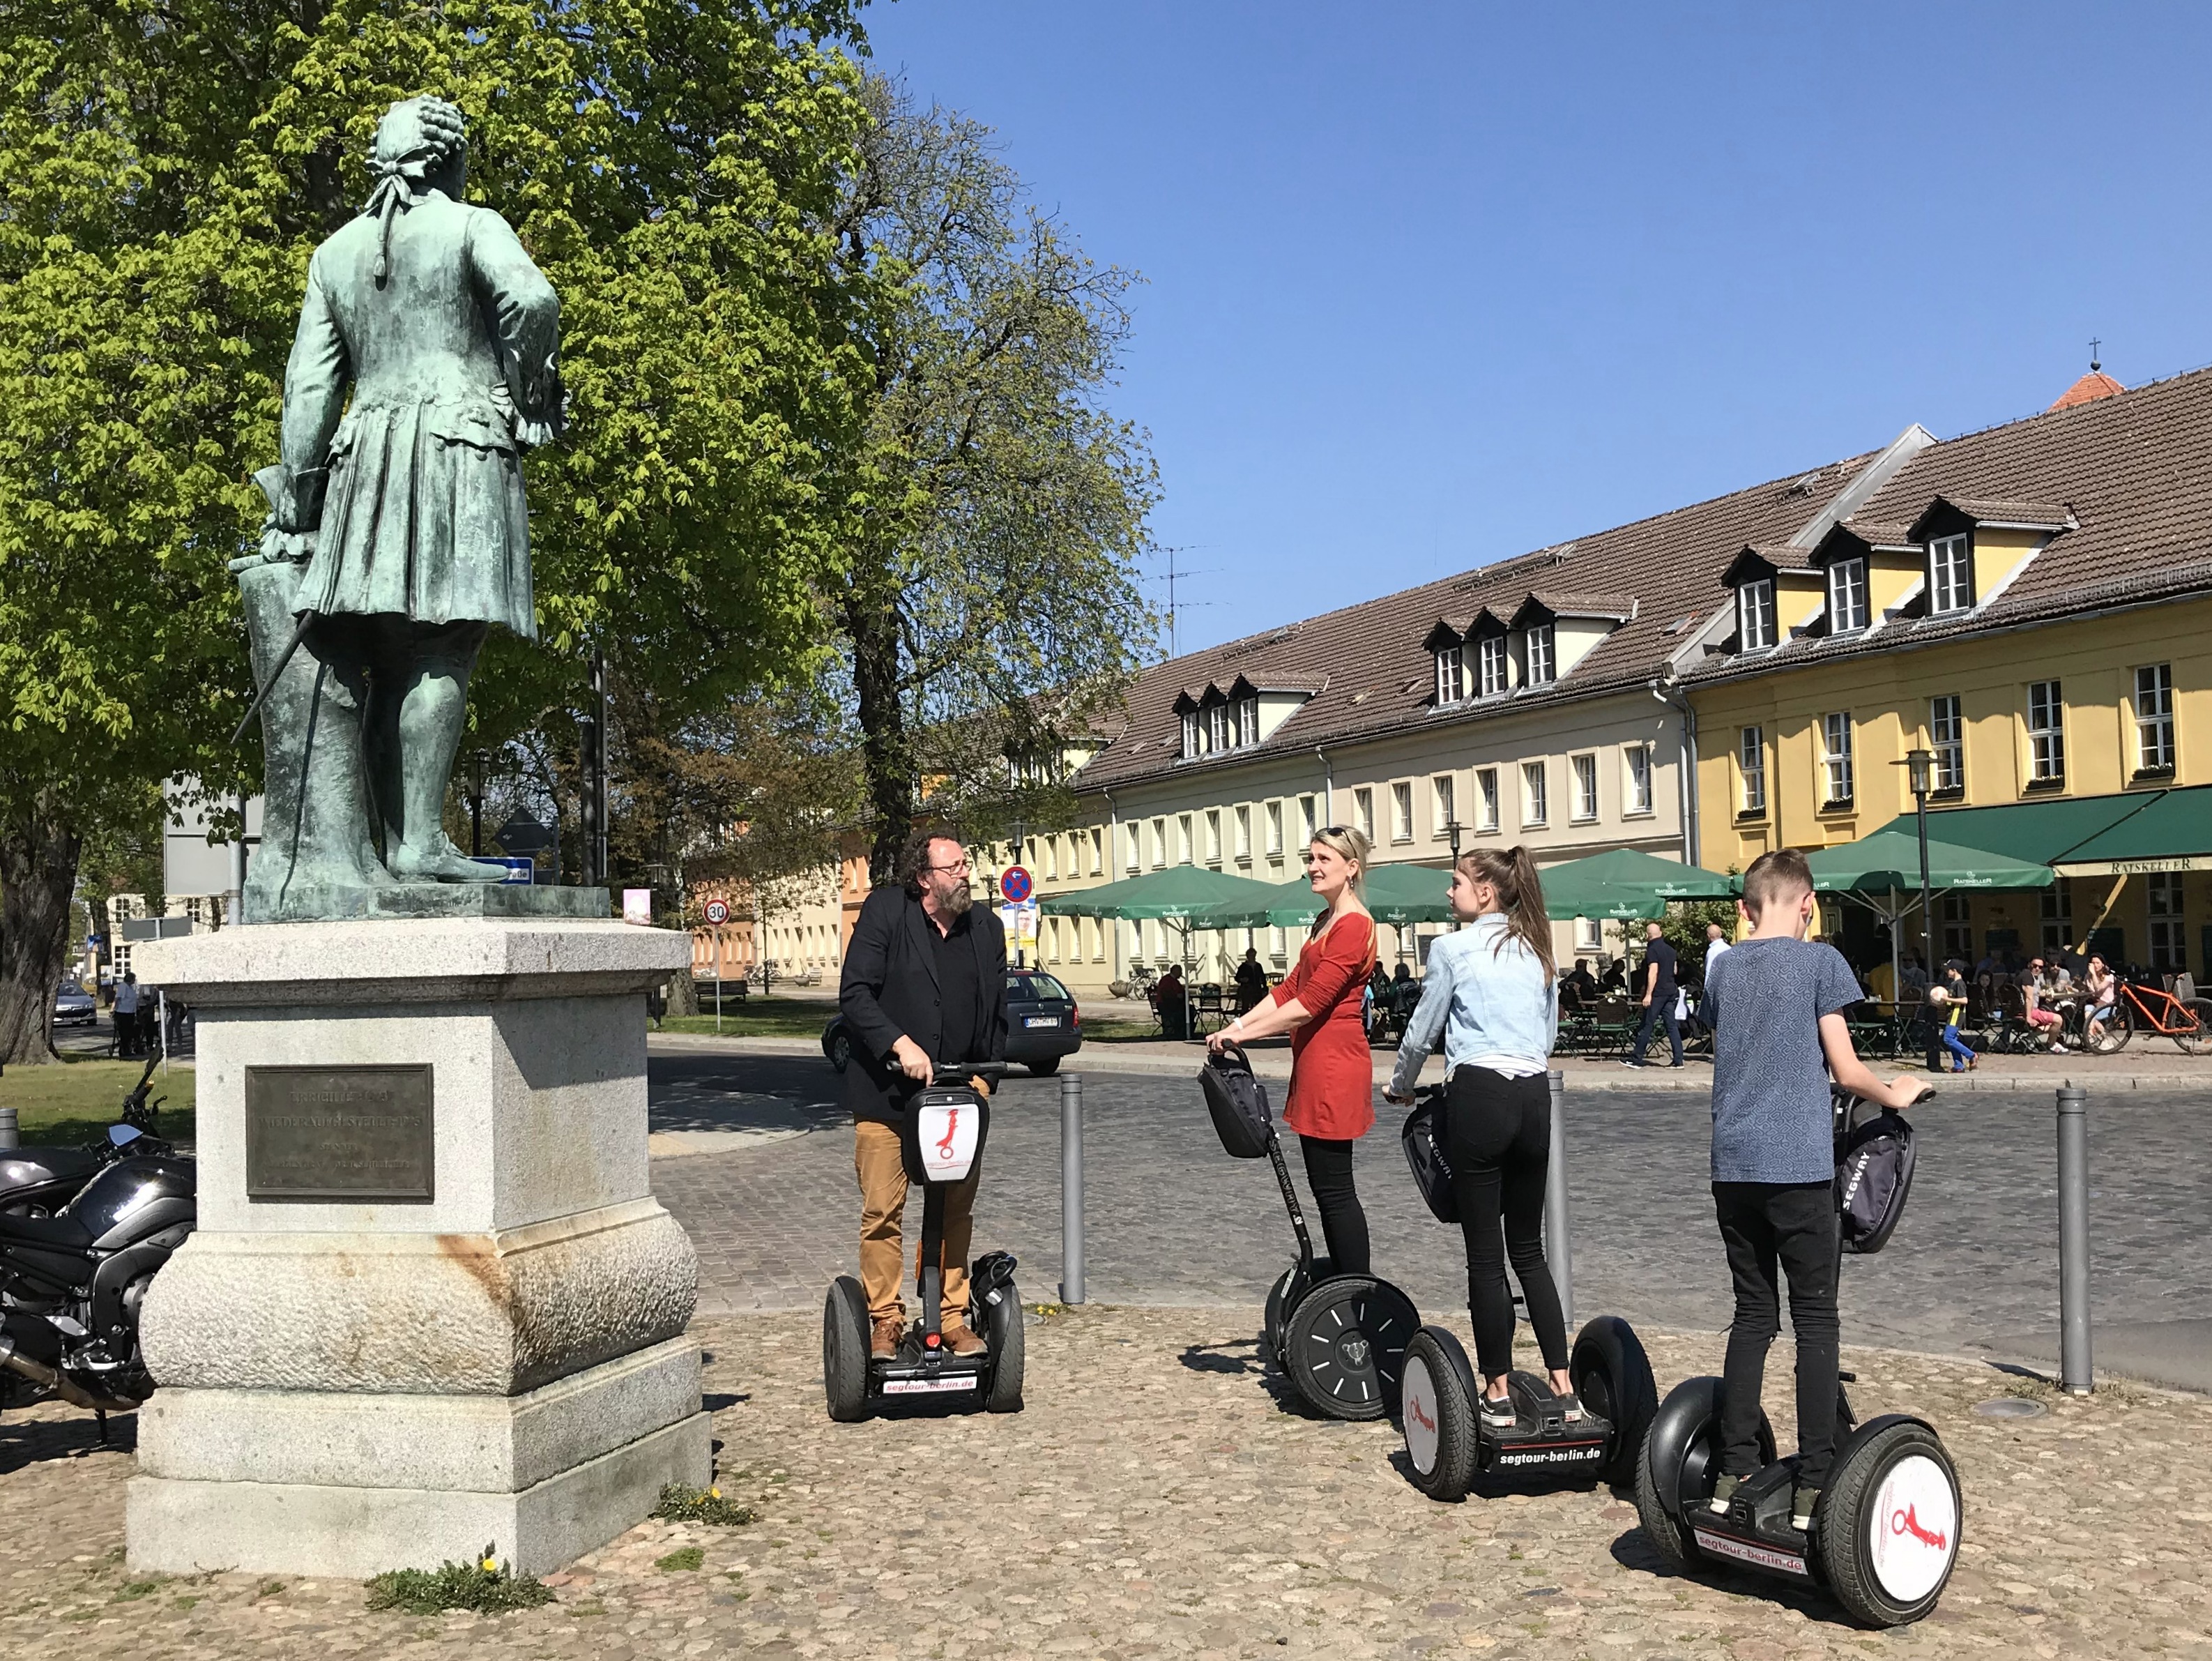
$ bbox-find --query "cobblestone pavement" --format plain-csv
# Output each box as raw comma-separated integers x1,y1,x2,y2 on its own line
650,1057,2212,1361
4,1311,2208,1659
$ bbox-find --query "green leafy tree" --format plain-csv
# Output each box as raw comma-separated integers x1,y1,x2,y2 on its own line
0,0,876,1060
827,81,1158,881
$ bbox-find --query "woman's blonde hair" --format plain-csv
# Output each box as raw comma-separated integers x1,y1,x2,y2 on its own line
1309,824,1371,897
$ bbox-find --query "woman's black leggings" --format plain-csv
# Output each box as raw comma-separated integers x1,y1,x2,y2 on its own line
1296,1134,1370,1277
1444,1065,1569,1381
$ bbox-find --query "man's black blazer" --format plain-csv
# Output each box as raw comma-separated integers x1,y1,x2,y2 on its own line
839,884,1009,1125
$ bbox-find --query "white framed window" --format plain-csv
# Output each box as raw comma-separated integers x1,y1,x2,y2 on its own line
1435,644,1465,706
1525,622,1557,685
1236,696,1259,748
1124,823,1141,871
1827,556,1869,633
1432,774,1456,838
1177,812,1193,864
1738,579,1777,651
1090,828,1103,875
1091,916,1106,960
1046,916,1061,964
1929,533,1972,615
2027,680,2065,785
1739,725,1765,814
1477,633,1509,697
1930,695,1965,793
1180,711,1203,759
1205,809,1221,865
1570,752,1599,822
1574,917,1602,951
1391,782,1413,843
1475,766,1500,832
1624,743,1654,815
1234,805,1251,860
2136,664,2176,774
1150,817,1168,867
1266,801,1283,855
1940,893,1972,961
1269,925,1287,962
1297,794,1316,844
1207,703,1233,752
1045,836,1059,881
1522,759,1548,827
2149,872,2187,972
2040,877,2073,954
1353,787,1375,842
1822,712,1854,806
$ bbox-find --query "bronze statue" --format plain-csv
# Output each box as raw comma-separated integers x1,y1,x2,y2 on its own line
238,96,565,918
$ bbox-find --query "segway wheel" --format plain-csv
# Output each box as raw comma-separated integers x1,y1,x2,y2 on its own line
1262,1256,1332,1369
982,1278,1025,1413
1634,1376,1776,1574
823,1275,872,1423
1282,1275,1419,1421
1570,1315,1658,1485
1816,1420,1962,1627
1399,1327,1478,1501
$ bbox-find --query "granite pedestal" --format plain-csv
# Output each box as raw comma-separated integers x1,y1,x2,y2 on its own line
125,914,707,1577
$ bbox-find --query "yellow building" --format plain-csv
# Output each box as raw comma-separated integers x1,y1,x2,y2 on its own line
1692,365,2212,976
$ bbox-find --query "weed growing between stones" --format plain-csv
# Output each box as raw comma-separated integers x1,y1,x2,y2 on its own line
650,1482,756,1525
655,1547,705,1572
365,1547,555,1616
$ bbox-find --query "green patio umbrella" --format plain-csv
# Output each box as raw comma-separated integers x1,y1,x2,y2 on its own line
1186,861,1461,930
1038,865,1286,920
1537,847,1738,921
1803,828,2054,897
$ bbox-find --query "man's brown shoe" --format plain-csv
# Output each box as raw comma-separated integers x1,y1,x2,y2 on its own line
870,1317,904,1359
943,1324,988,1358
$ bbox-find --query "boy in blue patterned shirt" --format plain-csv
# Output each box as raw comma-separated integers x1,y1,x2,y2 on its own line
1699,848,1925,1530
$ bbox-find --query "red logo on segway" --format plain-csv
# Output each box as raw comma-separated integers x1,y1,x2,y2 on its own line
936,1108,960,1162
1408,1394,1437,1434
1891,1503,1947,1551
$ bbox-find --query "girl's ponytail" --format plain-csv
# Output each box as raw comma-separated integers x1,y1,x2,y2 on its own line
1456,845,1558,984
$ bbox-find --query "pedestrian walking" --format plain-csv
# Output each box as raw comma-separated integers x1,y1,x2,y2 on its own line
1208,825,1380,1276
1623,921,1683,1068
112,971,141,1058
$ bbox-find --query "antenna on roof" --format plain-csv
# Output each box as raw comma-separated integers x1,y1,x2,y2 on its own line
1148,546,1220,658
2090,337,2102,372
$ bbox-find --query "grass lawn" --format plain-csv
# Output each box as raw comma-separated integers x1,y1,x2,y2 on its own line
2,1056,197,1146
655,998,841,1040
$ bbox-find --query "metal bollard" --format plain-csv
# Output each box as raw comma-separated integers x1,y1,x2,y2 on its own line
2056,1083,2092,1395
1545,1069,1573,1330
1060,1072,1085,1305
0,1107,16,1151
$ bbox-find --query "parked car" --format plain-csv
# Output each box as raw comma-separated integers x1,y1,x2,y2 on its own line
822,969,1083,1078
52,979,97,1028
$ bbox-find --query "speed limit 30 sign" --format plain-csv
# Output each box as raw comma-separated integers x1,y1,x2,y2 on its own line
703,899,731,926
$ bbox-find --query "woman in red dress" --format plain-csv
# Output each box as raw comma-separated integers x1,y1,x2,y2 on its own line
1208,826,1379,1273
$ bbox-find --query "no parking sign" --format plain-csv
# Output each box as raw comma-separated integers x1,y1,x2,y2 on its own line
1000,865,1033,904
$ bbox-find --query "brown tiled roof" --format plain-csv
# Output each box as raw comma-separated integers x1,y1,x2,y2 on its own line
1525,589,1640,620
1074,448,1880,791
1927,496,2076,529
1689,364,2212,681
2050,369,2124,411
1829,519,1915,549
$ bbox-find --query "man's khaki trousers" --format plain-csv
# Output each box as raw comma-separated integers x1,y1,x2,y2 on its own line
855,1120,979,1327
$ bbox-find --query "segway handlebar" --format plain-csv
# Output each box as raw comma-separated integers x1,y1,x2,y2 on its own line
932,1059,1007,1089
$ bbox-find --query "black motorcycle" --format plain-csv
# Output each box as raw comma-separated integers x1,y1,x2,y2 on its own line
0,1056,170,1218
0,1060,195,1426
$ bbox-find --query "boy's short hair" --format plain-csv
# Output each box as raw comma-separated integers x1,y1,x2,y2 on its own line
1741,847,1814,918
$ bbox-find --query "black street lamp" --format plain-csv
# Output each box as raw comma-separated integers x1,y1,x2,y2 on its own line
1905,746,1938,1068
1444,814,1463,860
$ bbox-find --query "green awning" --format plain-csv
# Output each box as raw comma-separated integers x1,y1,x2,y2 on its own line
1870,793,2158,865
1805,828,2052,895
1538,847,1739,922
1037,866,1285,920
2050,785,2212,876
1187,861,1460,930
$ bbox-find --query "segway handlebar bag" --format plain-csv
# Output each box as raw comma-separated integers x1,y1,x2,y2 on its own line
1832,1097,1916,1255
1200,1044,1274,1160
1401,1095,1458,1224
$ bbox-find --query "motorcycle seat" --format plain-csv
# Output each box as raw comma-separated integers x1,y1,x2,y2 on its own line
0,1210,93,1248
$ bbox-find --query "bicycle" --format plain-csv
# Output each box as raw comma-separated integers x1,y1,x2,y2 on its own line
2080,975,2212,1056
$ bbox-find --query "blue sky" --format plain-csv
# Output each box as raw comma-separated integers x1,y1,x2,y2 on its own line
862,2,2212,656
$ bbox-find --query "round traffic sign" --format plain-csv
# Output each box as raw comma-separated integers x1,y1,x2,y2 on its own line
703,899,731,926
1000,865,1034,904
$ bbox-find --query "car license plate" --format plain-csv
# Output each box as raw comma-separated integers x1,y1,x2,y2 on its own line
1025,1016,1060,1029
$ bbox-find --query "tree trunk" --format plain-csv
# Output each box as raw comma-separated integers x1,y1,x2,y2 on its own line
847,595,914,886
0,810,83,1066
667,968,700,1016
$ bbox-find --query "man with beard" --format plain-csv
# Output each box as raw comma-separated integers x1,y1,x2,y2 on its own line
837,825,1009,1359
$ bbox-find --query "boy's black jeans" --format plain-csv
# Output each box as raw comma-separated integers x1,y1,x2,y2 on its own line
1713,1181,1840,1489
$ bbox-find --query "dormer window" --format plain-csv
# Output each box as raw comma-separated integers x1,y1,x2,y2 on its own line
1827,556,1869,633
1435,642,1466,705
1738,578,1776,651
1477,633,1509,696
1928,533,1973,615
1180,711,1203,759
1235,695,1258,747
1525,621,1556,685
1207,703,1232,752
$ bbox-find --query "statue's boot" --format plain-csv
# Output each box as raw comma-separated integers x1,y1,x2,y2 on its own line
388,832,510,883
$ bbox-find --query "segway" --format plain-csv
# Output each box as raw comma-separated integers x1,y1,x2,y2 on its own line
1201,1045,1420,1421
822,1061,1023,1421
1394,1085,1656,1499
1635,1084,1958,1628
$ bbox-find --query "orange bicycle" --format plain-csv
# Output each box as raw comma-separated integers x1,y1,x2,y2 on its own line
2080,978,2212,1055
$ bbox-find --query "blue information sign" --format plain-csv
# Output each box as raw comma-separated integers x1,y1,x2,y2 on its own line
474,857,534,885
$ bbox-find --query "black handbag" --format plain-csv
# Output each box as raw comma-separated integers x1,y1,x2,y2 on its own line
1199,1043,1274,1160
1833,1105,1916,1255
1401,1095,1458,1224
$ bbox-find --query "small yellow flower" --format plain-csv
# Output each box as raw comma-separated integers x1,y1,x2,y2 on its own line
708,1487,721,1499
480,1557,498,1574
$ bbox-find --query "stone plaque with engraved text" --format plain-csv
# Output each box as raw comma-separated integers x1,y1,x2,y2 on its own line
245,1064,435,1201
